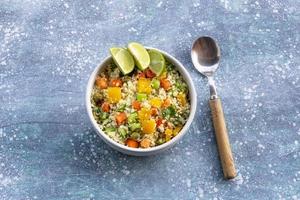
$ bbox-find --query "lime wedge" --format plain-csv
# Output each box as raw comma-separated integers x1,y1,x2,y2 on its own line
110,47,135,75
110,47,121,56
128,42,150,70
148,49,165,76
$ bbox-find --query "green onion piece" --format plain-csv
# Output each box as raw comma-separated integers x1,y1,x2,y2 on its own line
100,112,109,120
117,104,126,112
129,123,141,131
105,127,116,132
118,127,127,139
128,112,138,123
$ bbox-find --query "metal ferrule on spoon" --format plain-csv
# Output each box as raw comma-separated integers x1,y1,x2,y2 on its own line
191,36,237,179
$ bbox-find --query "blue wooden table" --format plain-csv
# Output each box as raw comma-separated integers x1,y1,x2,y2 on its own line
1,0,299,199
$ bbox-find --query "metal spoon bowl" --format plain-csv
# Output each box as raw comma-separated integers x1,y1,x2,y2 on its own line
191,36,220,76
191,36,237,179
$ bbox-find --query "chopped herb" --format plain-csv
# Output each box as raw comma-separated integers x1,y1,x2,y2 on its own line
94,107,101,116
93,93,102,103
162,106,176,119
175,81,187,92
117,104,126,112
166,62,173,71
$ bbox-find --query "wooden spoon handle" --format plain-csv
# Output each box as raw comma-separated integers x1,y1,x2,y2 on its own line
209,98,236,179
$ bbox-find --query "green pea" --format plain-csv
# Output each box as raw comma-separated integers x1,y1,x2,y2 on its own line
151,79,160,89
157,138,166,145
131,132,140,140
136,93,147,101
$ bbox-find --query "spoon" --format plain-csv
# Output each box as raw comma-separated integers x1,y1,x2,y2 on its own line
191,36,236,179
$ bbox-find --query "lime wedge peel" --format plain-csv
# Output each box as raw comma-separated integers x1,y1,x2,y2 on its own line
128,42,150,70
148,49,166,76
110,47,135,75
110,47,121,56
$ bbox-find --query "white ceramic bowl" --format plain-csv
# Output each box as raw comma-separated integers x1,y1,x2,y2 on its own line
86,47,197,156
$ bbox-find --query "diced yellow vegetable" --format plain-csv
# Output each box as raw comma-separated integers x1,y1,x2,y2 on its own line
160,71,167,79
137,78,152,94
142,119,156,134
165,128,173,141
138,108,151,121
149,97,162,108
173,126,182,136
177,93,187,106
107,87,121,103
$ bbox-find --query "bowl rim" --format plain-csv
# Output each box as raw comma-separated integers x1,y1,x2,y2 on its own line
86,47,197,154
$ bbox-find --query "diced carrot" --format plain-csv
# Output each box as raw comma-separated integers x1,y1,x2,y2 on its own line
145,69,156,78
95,76,108,89
162,98,171,108
101,102,110,112
156,118,163,126
132,100,141,111
126,139,139,148
150,107,158,116
115,112,127,126
140,138,151,148
160,78,171,91
110,79,122,87
137,72,146,78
